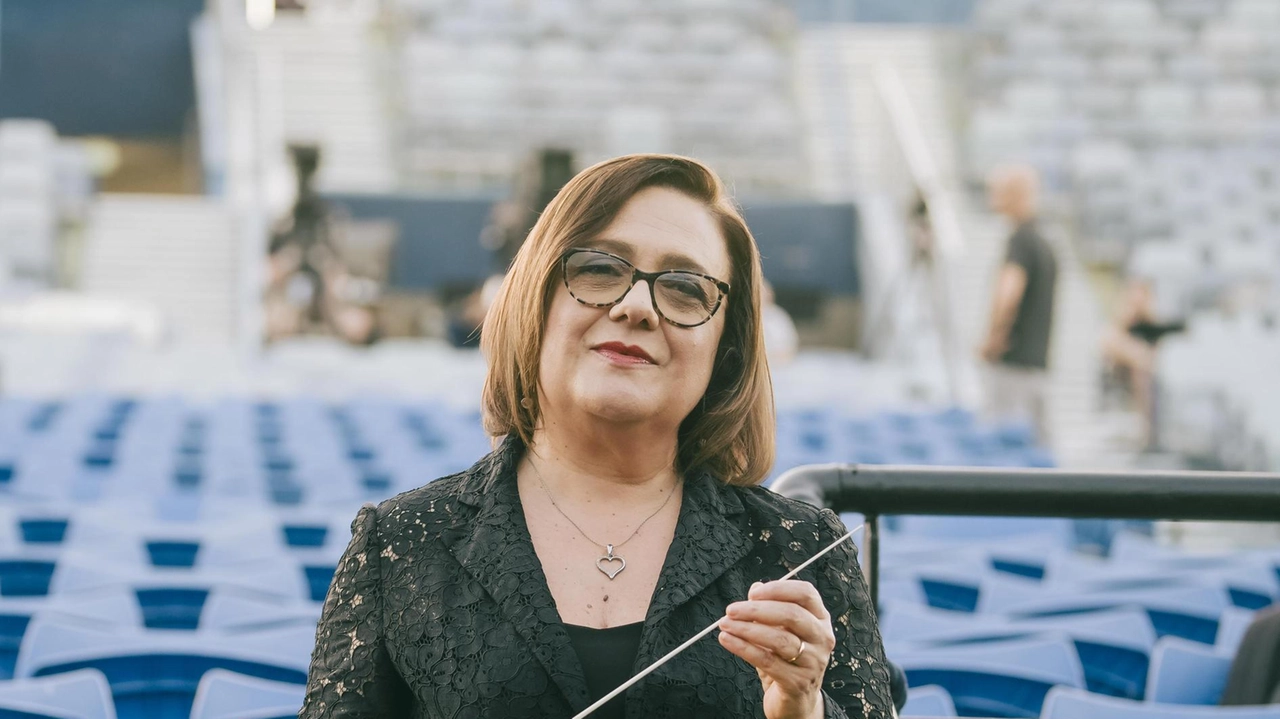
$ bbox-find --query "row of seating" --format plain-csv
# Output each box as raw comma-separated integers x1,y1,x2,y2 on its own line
0,396,1054,506
1155,312,1280,472
383,0,807,194
968,0,1280,194
0,395,1273,718
875,525,1279,717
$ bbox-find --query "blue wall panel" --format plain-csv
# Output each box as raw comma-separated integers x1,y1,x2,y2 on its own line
0,0,204,136
328,193,861,297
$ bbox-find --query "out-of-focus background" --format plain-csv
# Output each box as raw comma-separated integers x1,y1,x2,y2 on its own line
0,1,1278,718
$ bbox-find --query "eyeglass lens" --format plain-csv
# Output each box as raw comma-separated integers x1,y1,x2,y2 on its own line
563,251,721,326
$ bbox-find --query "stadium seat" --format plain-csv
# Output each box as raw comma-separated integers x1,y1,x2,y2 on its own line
1041,686,1280,719
14,622,310,719
1146,637,1233,705
0,669,116,719
1215,606,1258,654
189,669,304,719
0,558,56,598
893,637,1085,718
901,684,957,718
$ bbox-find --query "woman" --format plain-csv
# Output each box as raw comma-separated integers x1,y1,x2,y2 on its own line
1100,278,1185,446
300,155,893,719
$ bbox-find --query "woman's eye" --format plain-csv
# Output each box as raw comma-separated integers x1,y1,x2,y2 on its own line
666,277,709,300
581,263,625,277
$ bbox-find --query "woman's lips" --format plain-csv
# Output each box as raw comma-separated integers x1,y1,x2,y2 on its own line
593,342,656,365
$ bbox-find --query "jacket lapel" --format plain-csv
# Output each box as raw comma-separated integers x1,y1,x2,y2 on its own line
442,436,591,713
641,468,754,638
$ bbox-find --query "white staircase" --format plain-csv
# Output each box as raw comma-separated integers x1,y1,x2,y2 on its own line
798,25,1130,468
80,195,239,342
251,11,395,192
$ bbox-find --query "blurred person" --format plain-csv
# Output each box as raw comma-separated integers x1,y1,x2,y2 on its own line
300,155,893,719
980,164,1057,443
1100,278,1185,446
1220,604,1280,705
762,279,799,365
264,144,382,345
448,148,578,348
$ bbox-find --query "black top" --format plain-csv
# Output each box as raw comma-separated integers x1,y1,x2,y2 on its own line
1001,220,1058,369
299,433,893,719
563,621,645,719
1128,318,1186,346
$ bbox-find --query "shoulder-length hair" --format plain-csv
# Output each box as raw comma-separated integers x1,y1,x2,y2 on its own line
480,154,775,486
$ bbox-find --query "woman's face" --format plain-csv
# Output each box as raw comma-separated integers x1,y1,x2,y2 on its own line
537,186,732,432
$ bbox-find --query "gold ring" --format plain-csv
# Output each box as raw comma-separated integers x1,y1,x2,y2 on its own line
787,640,806,664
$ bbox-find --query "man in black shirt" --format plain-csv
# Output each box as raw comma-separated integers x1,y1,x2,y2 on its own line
980,165,1058,444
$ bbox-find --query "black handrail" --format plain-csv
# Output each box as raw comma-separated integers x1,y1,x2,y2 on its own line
770,463,1280,604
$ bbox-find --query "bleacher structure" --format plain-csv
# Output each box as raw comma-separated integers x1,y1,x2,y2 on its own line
381,0,809,195
965,0,1280,474
0,393,1273,718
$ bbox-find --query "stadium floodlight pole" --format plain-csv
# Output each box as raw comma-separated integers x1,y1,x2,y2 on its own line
771,463,1280,604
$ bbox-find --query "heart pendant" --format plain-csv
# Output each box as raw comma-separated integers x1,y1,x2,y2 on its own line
596,545,625,580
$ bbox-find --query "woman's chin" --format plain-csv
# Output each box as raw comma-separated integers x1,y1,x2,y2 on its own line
576,390,663,426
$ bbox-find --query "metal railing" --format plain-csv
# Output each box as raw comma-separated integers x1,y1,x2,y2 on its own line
771,463,1280,603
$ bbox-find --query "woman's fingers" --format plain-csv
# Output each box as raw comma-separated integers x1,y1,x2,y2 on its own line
726,595,835,652
718,619,814,666
718,627,796,673
720,580,835,719
747,580,829,621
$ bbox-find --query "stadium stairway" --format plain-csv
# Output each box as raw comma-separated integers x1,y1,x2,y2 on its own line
80,195,239,343
798,24,1132,470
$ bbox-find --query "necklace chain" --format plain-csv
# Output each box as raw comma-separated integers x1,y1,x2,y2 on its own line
528,456,678,553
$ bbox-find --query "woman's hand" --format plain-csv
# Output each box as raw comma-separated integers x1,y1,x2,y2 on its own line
717,580,836,719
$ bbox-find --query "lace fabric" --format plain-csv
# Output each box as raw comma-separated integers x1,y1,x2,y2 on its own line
300,434,893,719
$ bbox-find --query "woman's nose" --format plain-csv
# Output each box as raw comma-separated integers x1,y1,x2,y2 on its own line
608,280,660,328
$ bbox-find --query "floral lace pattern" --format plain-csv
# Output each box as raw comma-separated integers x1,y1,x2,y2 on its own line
300,435,893,719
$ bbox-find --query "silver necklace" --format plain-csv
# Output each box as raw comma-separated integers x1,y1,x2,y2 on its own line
528,457,678,580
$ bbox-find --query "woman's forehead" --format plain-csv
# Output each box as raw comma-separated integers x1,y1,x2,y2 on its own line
587,187,731,278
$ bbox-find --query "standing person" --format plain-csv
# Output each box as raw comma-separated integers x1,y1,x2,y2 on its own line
979,164,1058,444
300,155,893,718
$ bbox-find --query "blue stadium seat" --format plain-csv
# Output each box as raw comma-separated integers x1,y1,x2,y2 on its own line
0,614,30,680
1041,686,1280,719
0,669,116,719
302,564,337,603
17,520,68,546
135,588,208,630
199,593,319,633
190,669,304,719
888,608,1156,700
901,684,957,717
50,557,310,603
1006,585,1228,644
0,559,55,598
1215,607,1257,655
281,524,328,548
1146,637,1234,705
893,637,1085,718
16,622,310,719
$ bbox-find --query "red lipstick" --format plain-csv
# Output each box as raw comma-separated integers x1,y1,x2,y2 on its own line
593,342,656,365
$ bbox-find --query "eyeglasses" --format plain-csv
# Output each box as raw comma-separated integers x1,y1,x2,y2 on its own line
560,248,731,328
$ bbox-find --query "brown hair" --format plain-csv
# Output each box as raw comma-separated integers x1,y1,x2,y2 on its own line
480,154,775,486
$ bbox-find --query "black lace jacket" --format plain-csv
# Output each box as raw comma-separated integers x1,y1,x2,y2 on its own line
300,435,893,719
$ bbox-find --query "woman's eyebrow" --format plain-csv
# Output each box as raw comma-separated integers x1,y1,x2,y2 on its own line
588,237,710,274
